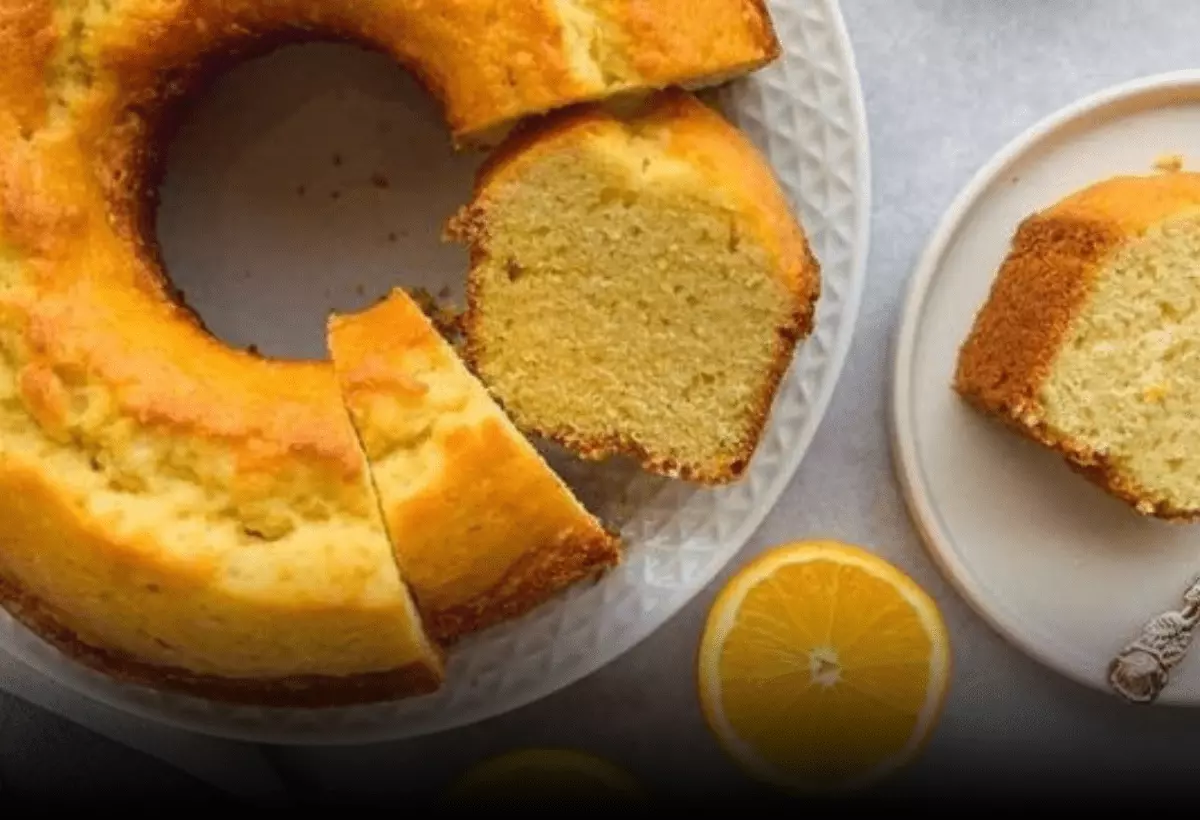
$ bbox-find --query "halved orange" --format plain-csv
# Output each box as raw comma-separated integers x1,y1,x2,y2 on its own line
446,748,646,805
698,540,952,793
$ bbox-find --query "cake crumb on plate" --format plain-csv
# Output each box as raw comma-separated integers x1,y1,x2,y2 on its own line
1154,153,1185,173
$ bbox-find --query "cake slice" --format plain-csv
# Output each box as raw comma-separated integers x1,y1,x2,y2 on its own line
327,290,622,643
450,90,821,485
955,172,1200,520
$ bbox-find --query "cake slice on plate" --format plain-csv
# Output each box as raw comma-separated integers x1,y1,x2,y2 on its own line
956,172,1200,520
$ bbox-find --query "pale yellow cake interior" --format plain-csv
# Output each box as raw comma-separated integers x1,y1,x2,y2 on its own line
1040,211,1200,512
468,132,797,476
554,0,636,88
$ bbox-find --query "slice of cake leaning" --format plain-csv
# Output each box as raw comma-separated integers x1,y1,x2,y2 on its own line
327,289,622,644
955,172,1200,520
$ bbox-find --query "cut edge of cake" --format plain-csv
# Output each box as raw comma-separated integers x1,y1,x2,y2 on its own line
954,172,1200,522
327,288,623,646
449,89,821,486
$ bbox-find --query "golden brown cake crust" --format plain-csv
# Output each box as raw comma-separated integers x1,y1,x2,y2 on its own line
424,530,618,644
954,173,1200,520
953,216,1121,426
0,420,447,704
455,90,821,485
10,0,780,146
597,0,781,88
0,573,441,709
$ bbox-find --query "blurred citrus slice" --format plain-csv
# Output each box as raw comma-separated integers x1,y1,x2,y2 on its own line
698,540,951,793
446,748,646,805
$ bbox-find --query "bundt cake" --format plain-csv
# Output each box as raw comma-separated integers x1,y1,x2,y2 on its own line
328,291,621,644
0,1,781,706
451,91,821,485
956,172,1200,521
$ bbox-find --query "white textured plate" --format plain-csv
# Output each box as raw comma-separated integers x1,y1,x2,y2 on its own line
893,70,1200,706
0,0,870,743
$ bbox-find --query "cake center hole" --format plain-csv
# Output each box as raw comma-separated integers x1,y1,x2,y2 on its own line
157,43,483,360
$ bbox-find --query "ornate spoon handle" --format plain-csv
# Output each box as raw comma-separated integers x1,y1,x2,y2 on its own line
1108,577,1200,704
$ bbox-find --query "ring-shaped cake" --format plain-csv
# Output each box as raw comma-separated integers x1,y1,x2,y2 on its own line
0,1,780,706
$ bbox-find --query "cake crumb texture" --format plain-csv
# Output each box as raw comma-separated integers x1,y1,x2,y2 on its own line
456,91,821,485
955,173,1200,520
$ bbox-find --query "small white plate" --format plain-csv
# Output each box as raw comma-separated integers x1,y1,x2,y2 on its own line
892,70,1200,706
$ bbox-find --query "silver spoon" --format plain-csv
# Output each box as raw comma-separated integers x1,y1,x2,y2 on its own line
1108,576,1200,704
